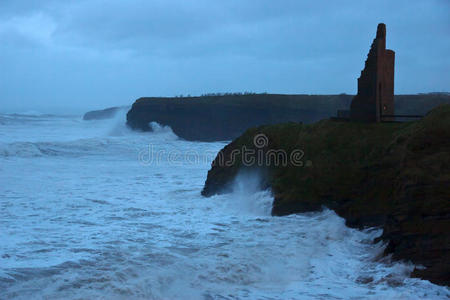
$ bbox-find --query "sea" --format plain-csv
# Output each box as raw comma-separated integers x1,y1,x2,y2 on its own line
0,111,448,299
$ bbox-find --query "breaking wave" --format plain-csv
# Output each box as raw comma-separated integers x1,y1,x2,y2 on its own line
149,121,179,140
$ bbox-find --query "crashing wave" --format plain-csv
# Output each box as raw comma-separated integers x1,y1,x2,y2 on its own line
149,122,179,140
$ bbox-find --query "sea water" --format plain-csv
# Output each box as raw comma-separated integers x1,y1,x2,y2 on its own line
0,111,448,299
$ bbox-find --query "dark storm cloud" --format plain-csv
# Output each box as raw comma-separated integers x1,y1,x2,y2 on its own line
0,0,449,113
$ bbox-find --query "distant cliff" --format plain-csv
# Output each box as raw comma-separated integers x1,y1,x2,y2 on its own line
126,93,450,141
83,106,128,120
126,94,352,141
202,104,450,286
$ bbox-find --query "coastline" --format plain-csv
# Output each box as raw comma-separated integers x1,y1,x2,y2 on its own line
202,104,450,286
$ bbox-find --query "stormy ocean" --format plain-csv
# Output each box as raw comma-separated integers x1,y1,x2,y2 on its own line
0,112,448,299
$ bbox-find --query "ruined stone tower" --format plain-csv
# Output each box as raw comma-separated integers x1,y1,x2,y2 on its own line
350,23,395,122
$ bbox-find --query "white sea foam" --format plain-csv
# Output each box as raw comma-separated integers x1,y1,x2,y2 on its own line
0,113,448,299
149,121,179,140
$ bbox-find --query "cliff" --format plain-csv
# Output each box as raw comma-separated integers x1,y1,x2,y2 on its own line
126,94,351,141
202,104,450,286
83,106,128,120
126,93,450,141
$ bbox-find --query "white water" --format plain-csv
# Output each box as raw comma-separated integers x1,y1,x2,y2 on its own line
0,112,448,299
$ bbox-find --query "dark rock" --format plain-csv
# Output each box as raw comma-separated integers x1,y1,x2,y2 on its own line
202,104,450,286
83,106,128,120
126,94,352,141
356,276,374,284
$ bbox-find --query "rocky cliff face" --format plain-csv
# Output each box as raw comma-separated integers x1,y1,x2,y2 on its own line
126,93,450,141
202,104,450,286
126,94,352,141
83,106,128,120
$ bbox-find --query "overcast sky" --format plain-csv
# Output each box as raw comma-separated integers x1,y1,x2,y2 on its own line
0,0,449,113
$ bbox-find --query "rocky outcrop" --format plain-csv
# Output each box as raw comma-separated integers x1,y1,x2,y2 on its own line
126,94,352,141
126,93,450,141
202,104,450,286
83,106,128,120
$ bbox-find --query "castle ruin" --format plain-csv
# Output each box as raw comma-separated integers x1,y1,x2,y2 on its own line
350,23,395,122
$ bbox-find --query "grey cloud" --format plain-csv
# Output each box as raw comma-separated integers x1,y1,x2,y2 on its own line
0,0,449,113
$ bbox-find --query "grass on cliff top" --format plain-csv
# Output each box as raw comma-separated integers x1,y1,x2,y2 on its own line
134,93,450,115
134,93,353,112
254,119,406,207
226,104,450,220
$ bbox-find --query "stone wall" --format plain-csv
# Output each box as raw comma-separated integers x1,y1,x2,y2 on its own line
350,23,395,122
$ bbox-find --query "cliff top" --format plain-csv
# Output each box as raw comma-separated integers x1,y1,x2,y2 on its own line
202,104,450,285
